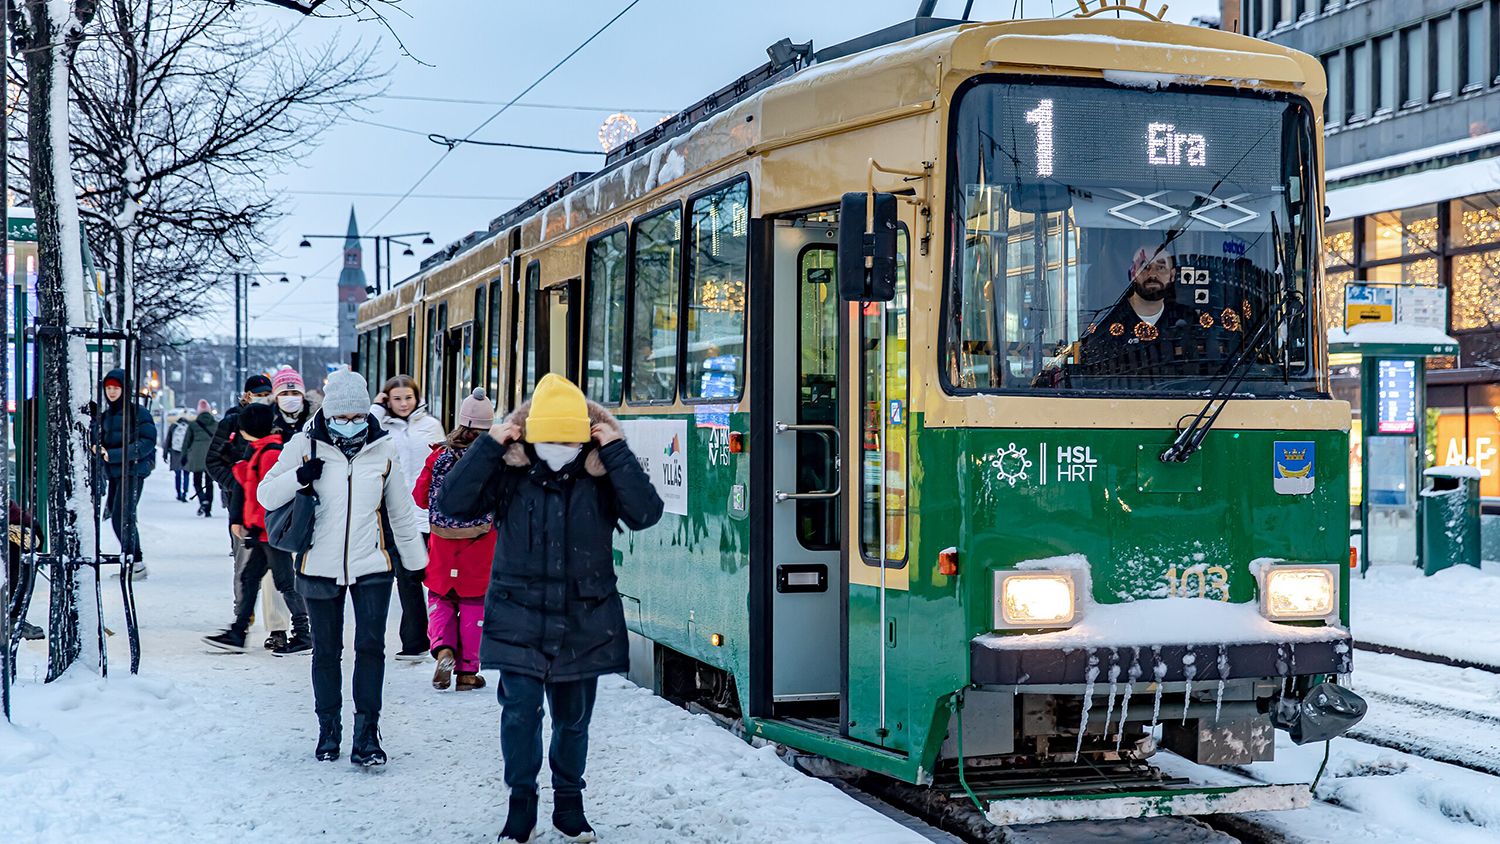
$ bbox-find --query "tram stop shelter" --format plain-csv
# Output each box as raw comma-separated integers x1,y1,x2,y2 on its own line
1329,281,1459,574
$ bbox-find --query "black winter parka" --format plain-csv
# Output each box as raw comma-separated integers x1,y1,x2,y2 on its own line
436,400,663,682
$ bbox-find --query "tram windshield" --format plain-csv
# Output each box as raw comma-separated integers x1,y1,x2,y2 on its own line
944,79,1318,395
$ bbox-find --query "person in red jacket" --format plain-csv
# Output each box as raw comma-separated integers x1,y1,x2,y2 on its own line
415,388,498,691
203,403,311,655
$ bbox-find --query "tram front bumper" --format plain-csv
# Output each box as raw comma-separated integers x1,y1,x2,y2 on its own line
969,631,1353,687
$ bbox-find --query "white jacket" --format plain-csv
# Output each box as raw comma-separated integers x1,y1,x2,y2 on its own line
370,403,445,531
258,421,427,585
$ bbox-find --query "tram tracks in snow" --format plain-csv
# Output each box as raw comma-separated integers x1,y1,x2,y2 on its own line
1346,649,1500,777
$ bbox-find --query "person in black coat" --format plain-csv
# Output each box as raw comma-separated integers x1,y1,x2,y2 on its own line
95,368,157,572
436,373,663,843
206,374,274,617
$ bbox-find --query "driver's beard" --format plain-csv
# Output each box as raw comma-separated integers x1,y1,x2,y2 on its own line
1133,280,1168,302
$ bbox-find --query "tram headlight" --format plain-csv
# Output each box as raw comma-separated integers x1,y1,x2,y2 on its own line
993,571,1077,630
1258,564,1338,622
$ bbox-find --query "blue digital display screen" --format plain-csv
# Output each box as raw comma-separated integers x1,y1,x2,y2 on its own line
1376,359,1417,434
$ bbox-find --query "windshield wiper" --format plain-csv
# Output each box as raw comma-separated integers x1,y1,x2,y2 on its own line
1160,213,1305,464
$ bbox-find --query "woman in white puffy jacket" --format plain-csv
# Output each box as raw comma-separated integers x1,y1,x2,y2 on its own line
370,374,445,660
259,369,427,768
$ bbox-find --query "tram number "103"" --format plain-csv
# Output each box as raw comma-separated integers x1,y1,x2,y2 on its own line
1164,566,1230,601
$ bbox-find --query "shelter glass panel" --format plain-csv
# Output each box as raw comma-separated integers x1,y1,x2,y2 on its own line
629,208,681,404
684,179,749,401
584,229,628,405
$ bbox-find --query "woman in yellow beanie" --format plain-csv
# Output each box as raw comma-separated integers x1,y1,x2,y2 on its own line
436,373,663,843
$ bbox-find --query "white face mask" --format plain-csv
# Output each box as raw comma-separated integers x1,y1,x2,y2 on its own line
277,395,304,414
534,442,582,472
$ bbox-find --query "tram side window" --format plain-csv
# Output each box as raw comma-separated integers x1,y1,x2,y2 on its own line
473,286,488,393
523,261,541,397
629,207,681,404
487,278,504,406
861,229,910,566
427,303,447,420
684,179,749,401
584,229,629,405
378,324,391,383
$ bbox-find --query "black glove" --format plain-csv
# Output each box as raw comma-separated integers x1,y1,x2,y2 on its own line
296,457,324,486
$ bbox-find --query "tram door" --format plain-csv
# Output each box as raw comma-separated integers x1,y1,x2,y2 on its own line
527,278,581,394
768,221,843,715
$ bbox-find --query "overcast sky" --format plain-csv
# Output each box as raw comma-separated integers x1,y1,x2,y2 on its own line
201,0,1219,343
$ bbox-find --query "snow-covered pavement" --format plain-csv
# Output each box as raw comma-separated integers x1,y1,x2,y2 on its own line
0,476,930,844
1350,563,1500,667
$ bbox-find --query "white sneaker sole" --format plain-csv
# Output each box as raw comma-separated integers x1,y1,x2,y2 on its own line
556,830,596,843
394,653,427,662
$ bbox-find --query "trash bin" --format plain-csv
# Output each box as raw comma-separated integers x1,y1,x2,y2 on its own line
1419,466,1481,575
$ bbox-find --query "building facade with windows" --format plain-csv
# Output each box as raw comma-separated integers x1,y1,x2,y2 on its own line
1242,0,1500,489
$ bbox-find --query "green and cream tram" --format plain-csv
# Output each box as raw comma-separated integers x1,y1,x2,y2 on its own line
357,7,1362,822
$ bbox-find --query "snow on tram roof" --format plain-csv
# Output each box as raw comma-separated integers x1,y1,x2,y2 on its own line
407,15,1310,286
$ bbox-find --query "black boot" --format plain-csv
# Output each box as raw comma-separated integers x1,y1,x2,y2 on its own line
498,789,538,843
349,713,386,768
315,714,340,761
552,792,596,843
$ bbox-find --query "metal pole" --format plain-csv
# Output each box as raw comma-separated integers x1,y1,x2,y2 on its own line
373,237,382,297
877,299,888,737
233,272,242,391
0,7,11,719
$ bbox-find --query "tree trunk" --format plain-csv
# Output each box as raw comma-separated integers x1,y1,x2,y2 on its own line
22,0,104,678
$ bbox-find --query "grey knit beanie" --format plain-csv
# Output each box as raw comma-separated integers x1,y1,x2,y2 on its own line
321,369,371,418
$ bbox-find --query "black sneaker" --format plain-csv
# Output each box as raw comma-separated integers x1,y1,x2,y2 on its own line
552,793,596,843
349,714,386,768
17,621,44,641
395,649,427,662
498,790,538,843
203,630,247,652
316,715,341,761
264,631,288,651
273,634,313,656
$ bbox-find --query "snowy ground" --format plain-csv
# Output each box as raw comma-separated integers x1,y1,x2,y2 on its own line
1350,563,1500,667
4,475,1500,843
0,476,931,844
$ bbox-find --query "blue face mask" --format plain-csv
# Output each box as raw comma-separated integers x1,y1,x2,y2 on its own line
327,418,368,438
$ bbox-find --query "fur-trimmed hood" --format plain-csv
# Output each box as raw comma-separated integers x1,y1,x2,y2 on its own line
500,398,624,477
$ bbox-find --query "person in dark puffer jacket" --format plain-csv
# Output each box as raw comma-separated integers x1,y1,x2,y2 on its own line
436,373,663,844
96,368,156,575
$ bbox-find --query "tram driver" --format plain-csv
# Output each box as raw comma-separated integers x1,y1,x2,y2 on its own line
1077,242,1202,373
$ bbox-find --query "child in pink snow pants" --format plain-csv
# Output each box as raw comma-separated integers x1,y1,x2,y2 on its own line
414,388,498,691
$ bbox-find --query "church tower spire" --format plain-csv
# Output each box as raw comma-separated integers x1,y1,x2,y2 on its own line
336,206,368,361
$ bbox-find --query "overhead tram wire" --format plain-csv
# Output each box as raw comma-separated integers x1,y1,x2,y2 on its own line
379,94,674,114
261,0,644,323
363,0,646,234
350,117,603,154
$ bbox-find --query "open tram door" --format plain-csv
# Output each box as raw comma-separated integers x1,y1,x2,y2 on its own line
765,206,910,754
519,258,581,398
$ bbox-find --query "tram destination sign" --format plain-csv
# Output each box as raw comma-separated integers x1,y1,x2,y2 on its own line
980,83,1287,191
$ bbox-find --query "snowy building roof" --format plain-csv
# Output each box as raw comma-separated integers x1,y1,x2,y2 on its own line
1327,154,1500,222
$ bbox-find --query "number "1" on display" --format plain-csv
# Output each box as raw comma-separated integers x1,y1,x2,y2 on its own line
1025,98,1054,178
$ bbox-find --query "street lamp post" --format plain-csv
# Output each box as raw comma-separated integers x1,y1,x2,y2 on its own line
232,270,289,393
298,231,434,295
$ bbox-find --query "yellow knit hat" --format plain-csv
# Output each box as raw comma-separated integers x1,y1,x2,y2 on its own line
525,373,590,443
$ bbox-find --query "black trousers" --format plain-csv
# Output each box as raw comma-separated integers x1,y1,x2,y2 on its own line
391,541,430,654
105,475,143,561
497,673,599,798
192,472,214,508
230,540,307,637
303,576,392,719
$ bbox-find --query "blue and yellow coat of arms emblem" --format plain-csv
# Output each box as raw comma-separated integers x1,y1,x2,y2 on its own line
1274,441,1315,495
